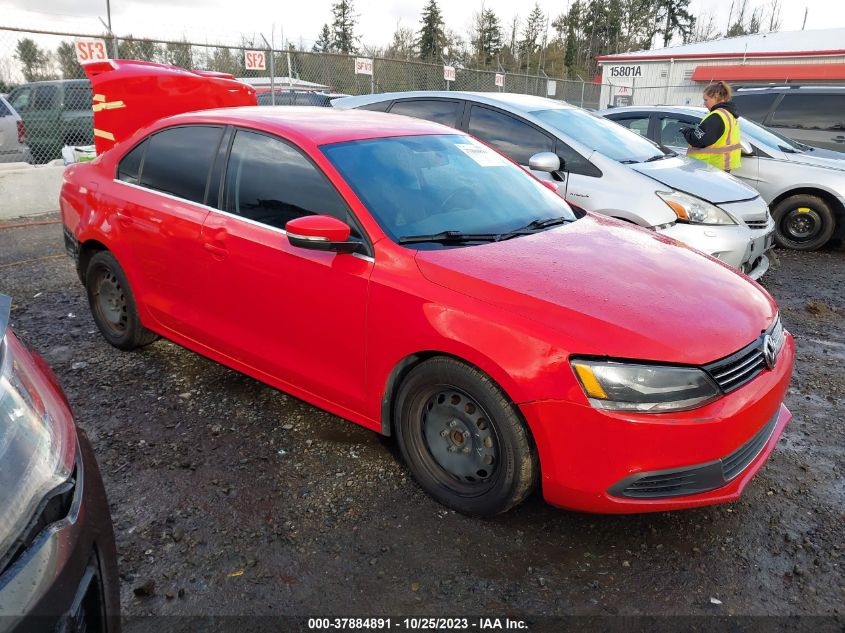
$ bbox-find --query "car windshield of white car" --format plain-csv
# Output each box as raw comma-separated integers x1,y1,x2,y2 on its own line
321,134,577,249
532,108,666,164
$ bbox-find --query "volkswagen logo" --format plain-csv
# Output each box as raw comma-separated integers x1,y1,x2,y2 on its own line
762,334,778,370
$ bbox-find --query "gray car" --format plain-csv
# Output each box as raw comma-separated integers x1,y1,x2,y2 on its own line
600,105,845,251
0,94,31,163
334,91,773,279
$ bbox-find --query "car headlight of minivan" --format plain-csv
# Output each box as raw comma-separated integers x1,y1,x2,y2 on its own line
656,190,736,225
0,329,76,567
571,359,721,413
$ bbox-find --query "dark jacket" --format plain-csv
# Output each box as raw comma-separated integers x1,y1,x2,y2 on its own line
681,101,739,148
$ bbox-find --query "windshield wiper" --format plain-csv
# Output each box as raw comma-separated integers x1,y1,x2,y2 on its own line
644,153,672,162
497,216,572,240
778,145,798,153
398,230,499,245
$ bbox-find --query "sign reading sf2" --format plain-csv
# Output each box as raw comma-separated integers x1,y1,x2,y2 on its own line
75,39,109,64
244,51,266,71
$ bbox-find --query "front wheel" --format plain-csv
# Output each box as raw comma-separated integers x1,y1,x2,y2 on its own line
85,251,158,350
394,358,538,516
772,194,836,251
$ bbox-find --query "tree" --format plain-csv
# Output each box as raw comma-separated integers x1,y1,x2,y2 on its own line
726,0,763,37
386,24,417,60
471,8,503,67
690,11,720,42
15,38,50,82
56,41,85,79
653,0,695,47
331,1,358,54
518,3,545,72
418,0,445,62
313,24,333,53
564,20,578,76
165,40,193,69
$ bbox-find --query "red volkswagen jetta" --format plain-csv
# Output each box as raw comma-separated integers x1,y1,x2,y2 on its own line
60,73,793,517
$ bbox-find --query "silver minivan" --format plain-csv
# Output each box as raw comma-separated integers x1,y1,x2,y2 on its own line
600,105,845,251
334,91,773,279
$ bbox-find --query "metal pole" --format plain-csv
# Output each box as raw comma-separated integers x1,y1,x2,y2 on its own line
580,81,585,108
261,33,275,105
106,0,118,58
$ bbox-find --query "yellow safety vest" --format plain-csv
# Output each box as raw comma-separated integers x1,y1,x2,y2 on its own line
688,109,741,172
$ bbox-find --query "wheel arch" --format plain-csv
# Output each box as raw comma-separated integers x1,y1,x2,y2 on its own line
770,187,845,238
77,238,110,282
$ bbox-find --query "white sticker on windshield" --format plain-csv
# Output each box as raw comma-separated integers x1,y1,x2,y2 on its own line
455,143,510,167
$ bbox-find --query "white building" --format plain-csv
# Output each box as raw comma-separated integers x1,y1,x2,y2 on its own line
596,28,845,108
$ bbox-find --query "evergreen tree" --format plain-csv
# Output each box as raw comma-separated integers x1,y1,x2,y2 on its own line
165,40,193,69
418,0,445,62
518,3,545,72
56,41,85,79
654,0,695,47
313,24,333,53
15,38,50,82
471,8,503,67
331,1,358,54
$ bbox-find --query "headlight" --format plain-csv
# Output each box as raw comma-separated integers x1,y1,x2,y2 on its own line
657,190,736,225
571,359,721,413
0,329,76,566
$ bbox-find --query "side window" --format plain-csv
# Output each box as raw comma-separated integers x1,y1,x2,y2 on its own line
732,93,778,123
659,116,694,147
389,99,461,128
140,126,223,204
0,99,10,117
555,140,601,178
358,101,390,112
9,87,31,113
770,94,845,131
467,105,554,165
31,86,58,111
117,140,148,185
613,116,650,138
64,84,92,111
223,129,358,234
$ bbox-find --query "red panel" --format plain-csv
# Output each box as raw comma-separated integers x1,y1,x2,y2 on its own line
692,62,845,82
597,49,845,62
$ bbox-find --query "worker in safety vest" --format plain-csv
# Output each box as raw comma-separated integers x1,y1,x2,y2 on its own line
680,81,741,173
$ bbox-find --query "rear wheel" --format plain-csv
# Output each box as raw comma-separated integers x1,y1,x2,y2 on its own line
394,357,538,516
85,251,158,350
772,194,836,251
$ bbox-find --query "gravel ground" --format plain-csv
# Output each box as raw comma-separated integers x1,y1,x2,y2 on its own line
1,215,843,628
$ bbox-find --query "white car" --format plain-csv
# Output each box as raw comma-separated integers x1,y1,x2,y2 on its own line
0,94,31,163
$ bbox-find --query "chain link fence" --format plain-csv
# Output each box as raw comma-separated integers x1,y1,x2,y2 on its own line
0,26,603,164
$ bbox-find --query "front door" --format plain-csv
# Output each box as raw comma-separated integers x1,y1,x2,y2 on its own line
199,128,372,411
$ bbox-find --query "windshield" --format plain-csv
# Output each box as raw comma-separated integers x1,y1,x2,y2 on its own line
321,134,576,248
531,107,665,163
740,117,804,153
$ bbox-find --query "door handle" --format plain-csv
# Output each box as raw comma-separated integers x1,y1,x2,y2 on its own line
114,211,133,226
203,242,229,259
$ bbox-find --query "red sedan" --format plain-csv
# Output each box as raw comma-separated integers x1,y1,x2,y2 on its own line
60,68,793,516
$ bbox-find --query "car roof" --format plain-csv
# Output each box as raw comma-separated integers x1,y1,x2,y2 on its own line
334,90,573,114
598,105,706,117
734,86,845,94
157,106,459,146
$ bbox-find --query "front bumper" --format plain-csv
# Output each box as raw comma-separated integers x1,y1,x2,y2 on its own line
520,333,794,513
0,430,120,633
657,221,754,270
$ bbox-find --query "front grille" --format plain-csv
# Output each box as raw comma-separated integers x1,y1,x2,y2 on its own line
745,219,769,229
703,316,784,393
609,410,780,499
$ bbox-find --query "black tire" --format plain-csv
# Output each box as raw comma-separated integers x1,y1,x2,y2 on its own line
771,194,836,251
394,357,538,516
85,251,158,350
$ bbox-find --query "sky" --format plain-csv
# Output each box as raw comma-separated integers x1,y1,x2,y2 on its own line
1,0,844,52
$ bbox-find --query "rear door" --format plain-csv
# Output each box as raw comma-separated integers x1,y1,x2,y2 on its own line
107,124,224,338
198,128,372,411
387,99,465,129
768,93,845,151
0,98,13,159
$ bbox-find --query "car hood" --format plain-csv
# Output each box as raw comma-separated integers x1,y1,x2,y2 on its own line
784,151,845,172
415,215,776,365
630,155,759,204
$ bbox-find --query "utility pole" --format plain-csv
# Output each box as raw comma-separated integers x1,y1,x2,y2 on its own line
802,7,808,30
106,0,118,58
261,31,276,105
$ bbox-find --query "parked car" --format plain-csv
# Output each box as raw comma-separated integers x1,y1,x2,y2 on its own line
0,294,120,630
61,62,794,516
731,86,845,152
334,91,774,279
6,79,93,163
0,94,31,163
600,105,845,251
257,90,349,107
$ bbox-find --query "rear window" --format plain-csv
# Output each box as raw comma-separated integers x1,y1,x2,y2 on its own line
732,93,778,123
389,100,461,128
117,140,148,185
0,99,9,117
770,93,845,131
139,126,223,204
64,84,92,111
31,86,58,111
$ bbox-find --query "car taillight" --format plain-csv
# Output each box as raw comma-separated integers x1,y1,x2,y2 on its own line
16,120,25,145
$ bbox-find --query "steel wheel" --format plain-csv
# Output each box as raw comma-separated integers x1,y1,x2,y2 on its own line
91,266,129,337
772,194,836,251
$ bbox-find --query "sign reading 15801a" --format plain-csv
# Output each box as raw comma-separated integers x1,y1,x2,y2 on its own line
609,66,642,77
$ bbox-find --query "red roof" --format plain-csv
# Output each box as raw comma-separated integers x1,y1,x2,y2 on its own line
691,63,845,82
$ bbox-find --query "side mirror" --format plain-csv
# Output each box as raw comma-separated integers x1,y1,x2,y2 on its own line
740,138,754,157
528,152,560,173
285,215,362,254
